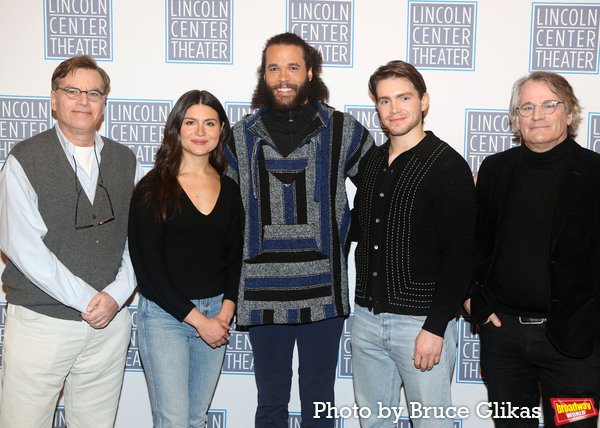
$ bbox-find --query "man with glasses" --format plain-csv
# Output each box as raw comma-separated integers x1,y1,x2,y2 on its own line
0,55,143,427
465,72,600,427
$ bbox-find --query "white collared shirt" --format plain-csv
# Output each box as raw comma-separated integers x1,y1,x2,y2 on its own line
0,124,144,313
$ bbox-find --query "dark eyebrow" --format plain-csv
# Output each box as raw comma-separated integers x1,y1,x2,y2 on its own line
267,62,302,68
378,92,413,101
183,116,219,122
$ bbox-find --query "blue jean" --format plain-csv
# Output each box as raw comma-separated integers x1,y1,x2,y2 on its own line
138,295,227,428
351,305,457,428
249,317,345,428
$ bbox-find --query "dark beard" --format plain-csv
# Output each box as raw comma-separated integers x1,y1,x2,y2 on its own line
265,79,311,112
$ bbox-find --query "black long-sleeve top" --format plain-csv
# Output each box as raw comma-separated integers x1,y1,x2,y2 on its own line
128,174,244,322
353,132,476,337
490,141,566,316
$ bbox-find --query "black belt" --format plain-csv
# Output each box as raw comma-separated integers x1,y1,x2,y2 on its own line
518,316,546,325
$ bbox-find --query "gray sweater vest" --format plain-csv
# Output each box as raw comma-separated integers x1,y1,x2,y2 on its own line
2,128,136,320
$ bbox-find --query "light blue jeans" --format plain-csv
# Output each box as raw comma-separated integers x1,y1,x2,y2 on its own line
351,305,457,428
138,295,227,428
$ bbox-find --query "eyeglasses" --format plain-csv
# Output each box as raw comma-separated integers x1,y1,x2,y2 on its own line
516,100,564,117
57,87,105,102
73,155,115,230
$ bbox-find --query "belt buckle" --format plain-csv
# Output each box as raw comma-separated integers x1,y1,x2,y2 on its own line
518,316,546,325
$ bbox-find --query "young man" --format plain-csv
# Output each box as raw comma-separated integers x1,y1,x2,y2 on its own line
226,32,373,427
351,60,476,427
0,56,143,427
466,72,600,427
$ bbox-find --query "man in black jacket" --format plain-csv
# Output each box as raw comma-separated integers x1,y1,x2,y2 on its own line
466,71,600,427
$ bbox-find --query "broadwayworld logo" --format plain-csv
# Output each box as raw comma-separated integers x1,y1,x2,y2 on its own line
288,0,354,66
44,0,112,59
551,398,599,426
166,0,233,63
0,96,52,163
408,1,477,70
530,4,600,73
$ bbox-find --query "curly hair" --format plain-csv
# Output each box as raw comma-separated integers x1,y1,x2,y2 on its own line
251,32,329,109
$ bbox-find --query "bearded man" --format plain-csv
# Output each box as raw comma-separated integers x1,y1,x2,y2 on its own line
226,32,373,427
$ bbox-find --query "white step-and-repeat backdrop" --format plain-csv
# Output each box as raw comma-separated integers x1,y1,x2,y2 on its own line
1,0,600,427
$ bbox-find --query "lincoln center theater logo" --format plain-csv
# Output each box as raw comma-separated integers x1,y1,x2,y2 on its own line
225,102,256,126
338,314,352,378
207,409,227,427
288,0,354,66
45,0,112,59
589,113,600,153
530,4,600,73
464,109,516,174
456,316,482,383
126,305,142,371
408,1,477,70
53,406,66,428
166,0,233,63
105,99,171,167
222,329,254,374
346,106,387,147
0,96,52,163
396,418,461,427
0,302,6,369
289,413,343,427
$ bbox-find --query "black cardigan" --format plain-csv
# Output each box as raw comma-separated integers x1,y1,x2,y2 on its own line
353,131,476,337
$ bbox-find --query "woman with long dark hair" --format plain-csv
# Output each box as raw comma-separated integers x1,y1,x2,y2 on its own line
128,90,243,427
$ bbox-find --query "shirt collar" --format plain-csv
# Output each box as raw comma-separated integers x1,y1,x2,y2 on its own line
377,130,438,161
55,123,104,160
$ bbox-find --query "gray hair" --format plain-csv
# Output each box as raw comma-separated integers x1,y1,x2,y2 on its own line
508,71,581,139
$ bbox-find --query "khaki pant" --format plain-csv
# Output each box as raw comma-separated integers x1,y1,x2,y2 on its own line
0,304,131,428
